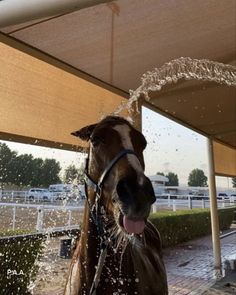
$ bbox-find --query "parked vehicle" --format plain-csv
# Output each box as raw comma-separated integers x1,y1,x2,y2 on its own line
48,183,84,200
49,184,72,193
217,193,229,200
230,194,236,202
28,188,52,201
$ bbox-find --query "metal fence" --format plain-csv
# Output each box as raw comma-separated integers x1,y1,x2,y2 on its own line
152,195,236,212
0,202,83,233
0,190,28,202
0,189,82,205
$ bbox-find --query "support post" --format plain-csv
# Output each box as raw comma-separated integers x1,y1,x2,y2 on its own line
207,138,222,276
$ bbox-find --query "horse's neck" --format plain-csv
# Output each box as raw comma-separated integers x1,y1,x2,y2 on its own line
77,197,168,295
80,201,100,264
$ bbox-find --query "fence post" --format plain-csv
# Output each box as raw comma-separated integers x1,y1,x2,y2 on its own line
11,191,14,202
168,194,171,207
173,200,176,212
152,203,157,213
202,199,206,209
188,196,192,209
24,191,27,203
12,206,16,230
36,207,44,231
68,210,72,226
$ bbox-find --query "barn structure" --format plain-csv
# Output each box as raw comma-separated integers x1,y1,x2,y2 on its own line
0,0,236,276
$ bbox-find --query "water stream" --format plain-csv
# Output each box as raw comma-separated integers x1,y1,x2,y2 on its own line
115,57,236,120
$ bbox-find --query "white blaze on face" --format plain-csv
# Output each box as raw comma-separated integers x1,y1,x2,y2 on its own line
113,124,145,185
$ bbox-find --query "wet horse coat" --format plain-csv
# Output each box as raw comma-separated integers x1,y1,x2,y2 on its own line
64,116,168,295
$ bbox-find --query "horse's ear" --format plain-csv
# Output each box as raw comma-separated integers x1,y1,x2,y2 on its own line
71,124,97,141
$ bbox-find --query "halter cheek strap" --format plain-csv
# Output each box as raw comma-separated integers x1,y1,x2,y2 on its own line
85,149,137,195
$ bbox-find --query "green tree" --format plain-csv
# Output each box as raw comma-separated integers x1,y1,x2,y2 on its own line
156,172,165,176
188,169,208,187
63,165,84,184
64,165,78,183
40,159,61,187
31,158,44,187
0,143,17,187
166,172,179,186
232,177,236,188
10,154,35,186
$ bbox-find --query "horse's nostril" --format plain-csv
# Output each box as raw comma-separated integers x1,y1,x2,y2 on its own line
116,178,133,205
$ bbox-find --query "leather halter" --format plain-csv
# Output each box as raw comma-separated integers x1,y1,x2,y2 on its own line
84,148,137,234
83,148,138,295
84,148,136,197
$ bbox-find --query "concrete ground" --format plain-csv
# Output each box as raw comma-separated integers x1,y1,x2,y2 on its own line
32,228,236,295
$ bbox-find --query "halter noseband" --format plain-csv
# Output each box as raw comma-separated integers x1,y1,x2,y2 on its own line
84,148,138,231
84,149,137,197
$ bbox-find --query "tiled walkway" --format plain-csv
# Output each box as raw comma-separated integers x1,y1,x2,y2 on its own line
164,229,236,294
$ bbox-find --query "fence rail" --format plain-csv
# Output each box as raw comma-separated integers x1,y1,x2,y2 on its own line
0,189,83,205
0,190,28,202
152,196,236,212
0,202,83,232
1,192,235,232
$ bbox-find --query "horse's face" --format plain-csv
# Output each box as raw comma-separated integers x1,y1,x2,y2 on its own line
72,116,155,235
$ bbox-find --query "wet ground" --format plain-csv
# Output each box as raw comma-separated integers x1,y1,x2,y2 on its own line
32,226,236,295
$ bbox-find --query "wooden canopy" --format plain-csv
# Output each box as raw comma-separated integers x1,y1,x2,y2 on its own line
0,0,235,175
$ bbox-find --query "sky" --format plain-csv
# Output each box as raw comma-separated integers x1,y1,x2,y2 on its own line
0,106,234,190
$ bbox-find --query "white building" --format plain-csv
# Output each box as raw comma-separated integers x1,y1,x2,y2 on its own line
148,175,169,186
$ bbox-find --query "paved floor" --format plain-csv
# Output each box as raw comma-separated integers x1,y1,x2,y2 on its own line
164,229,236,295
33,228,236,294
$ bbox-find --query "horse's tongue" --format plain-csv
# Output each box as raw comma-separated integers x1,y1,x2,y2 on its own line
123,216,145,234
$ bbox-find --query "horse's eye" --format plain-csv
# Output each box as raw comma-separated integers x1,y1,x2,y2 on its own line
90,135,103,147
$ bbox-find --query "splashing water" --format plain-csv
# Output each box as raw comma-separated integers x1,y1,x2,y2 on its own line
114,57,236,121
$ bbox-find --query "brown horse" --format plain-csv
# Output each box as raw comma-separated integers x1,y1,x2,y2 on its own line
64,116,168,295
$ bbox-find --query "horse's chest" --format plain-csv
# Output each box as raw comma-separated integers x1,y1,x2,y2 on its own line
95,248,137,295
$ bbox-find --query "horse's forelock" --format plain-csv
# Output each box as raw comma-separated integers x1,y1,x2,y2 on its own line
98,116,132,129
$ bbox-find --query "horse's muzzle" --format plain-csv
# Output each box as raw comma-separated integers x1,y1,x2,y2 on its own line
116,176,156,234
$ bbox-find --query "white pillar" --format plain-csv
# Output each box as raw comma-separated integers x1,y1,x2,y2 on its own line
207,138,222,276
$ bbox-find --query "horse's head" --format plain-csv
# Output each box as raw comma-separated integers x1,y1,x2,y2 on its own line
72,116,155,235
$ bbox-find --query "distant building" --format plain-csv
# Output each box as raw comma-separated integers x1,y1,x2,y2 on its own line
148,174,169,186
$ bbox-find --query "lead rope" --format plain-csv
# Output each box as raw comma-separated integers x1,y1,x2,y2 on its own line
89,240,110,295
84,181,109,295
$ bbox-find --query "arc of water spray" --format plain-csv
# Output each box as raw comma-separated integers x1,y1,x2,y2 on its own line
114,57,236,123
